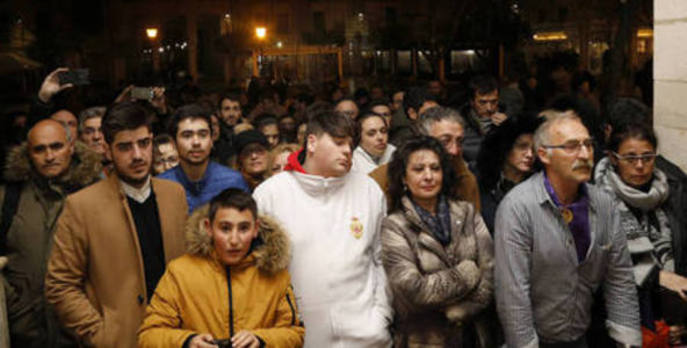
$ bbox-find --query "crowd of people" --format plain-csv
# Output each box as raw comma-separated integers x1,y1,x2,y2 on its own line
0,62,685,348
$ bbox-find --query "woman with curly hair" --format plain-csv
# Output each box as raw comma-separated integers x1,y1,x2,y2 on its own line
381,135,495,347
475,116,542,233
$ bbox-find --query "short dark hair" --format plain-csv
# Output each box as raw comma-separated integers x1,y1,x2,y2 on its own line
254,113,278,130
607,122,657,153
403,87,435,114
153,133,175,148
102,102,153,144
387,135,457,213
468,75,498,99
368,98,391,110
299,110,355,163
208,188,258,222
218,91,241,110
607,98,651,129
169,104,212,138
354,111,387,147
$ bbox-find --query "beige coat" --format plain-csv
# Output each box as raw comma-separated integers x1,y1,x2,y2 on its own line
45,174,187,348
382,197,494,347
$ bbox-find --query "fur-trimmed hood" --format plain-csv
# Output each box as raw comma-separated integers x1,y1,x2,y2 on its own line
185,205,291,274
3,141,102,188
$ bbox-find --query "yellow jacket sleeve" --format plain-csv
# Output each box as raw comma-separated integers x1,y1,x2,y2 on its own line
252,280,305,348
138,268,197,348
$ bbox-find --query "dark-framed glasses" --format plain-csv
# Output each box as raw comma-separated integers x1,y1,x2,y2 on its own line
612,151,657,165
542,138,594,154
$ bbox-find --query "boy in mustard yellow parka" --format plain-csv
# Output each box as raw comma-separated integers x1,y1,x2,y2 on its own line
138,189,304,348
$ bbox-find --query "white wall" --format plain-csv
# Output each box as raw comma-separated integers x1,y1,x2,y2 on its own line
654,0,687,171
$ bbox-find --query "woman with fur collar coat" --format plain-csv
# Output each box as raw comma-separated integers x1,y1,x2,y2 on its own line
381,137,495,348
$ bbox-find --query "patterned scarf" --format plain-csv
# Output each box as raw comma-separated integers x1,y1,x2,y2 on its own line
411,195,452,246
595,157,673,270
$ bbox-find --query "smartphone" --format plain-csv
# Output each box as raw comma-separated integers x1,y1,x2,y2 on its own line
131,87,154,100
58,69,90,86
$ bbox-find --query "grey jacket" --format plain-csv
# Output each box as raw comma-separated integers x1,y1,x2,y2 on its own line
494,172,641,347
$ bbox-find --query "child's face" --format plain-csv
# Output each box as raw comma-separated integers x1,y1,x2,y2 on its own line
206,208,258,266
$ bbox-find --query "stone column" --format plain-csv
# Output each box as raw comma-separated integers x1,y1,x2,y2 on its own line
654,1,687,171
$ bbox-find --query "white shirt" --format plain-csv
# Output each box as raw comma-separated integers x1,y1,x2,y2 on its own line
351,144,396,174
119,175,152,203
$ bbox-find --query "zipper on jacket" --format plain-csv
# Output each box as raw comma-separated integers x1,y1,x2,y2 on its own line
225,267,235,338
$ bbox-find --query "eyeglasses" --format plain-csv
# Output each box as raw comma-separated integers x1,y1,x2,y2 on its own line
542,138,594,154
612,152,657,165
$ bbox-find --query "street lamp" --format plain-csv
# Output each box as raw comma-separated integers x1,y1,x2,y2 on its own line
146,28,158,40
256,27,266,39
146,27,160,73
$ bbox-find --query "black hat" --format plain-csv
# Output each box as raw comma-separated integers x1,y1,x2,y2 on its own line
234,129,268,155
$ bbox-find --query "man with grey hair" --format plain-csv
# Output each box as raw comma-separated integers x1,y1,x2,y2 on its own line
370,105,480,211
1,119,101,347
79,106,106,156
494,113,641,347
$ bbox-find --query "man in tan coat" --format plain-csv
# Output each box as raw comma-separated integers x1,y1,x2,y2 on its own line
45,102,188,347
370,106,481,211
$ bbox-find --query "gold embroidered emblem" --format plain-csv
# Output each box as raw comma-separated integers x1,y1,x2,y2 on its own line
350,217,364,239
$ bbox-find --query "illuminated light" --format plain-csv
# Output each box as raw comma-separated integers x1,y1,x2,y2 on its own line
276,41,283,48
158,47,164,53
225,13,231,19
146,28,158,39
637,28,653,38
533,31,568,41
466,49,475,55
256,27,266,39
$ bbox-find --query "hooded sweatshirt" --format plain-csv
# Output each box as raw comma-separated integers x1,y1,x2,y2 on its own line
253,152,392,348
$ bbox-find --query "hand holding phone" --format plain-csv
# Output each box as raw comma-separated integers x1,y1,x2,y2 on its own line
58,69,90,86
38,67,76,103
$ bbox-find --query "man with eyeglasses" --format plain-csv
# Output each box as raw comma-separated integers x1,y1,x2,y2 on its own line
159,104,248,212
45,102,189,347
494,113,641,348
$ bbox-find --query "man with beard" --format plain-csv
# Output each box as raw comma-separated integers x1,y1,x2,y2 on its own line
159,104,248,212
78,106,111,176
45,102,189,347
494,113,641,347
1,119,101,347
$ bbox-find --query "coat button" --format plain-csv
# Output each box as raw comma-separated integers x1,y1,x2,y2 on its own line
137,295,144,305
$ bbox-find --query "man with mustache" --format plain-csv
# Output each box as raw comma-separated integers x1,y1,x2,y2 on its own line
253,110,392,348
0,119,101,347
45,102,189,347
158,104,248,212
494,113,641,348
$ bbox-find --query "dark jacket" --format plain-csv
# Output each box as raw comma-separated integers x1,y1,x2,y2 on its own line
1,141,101,347
656,155,687,277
